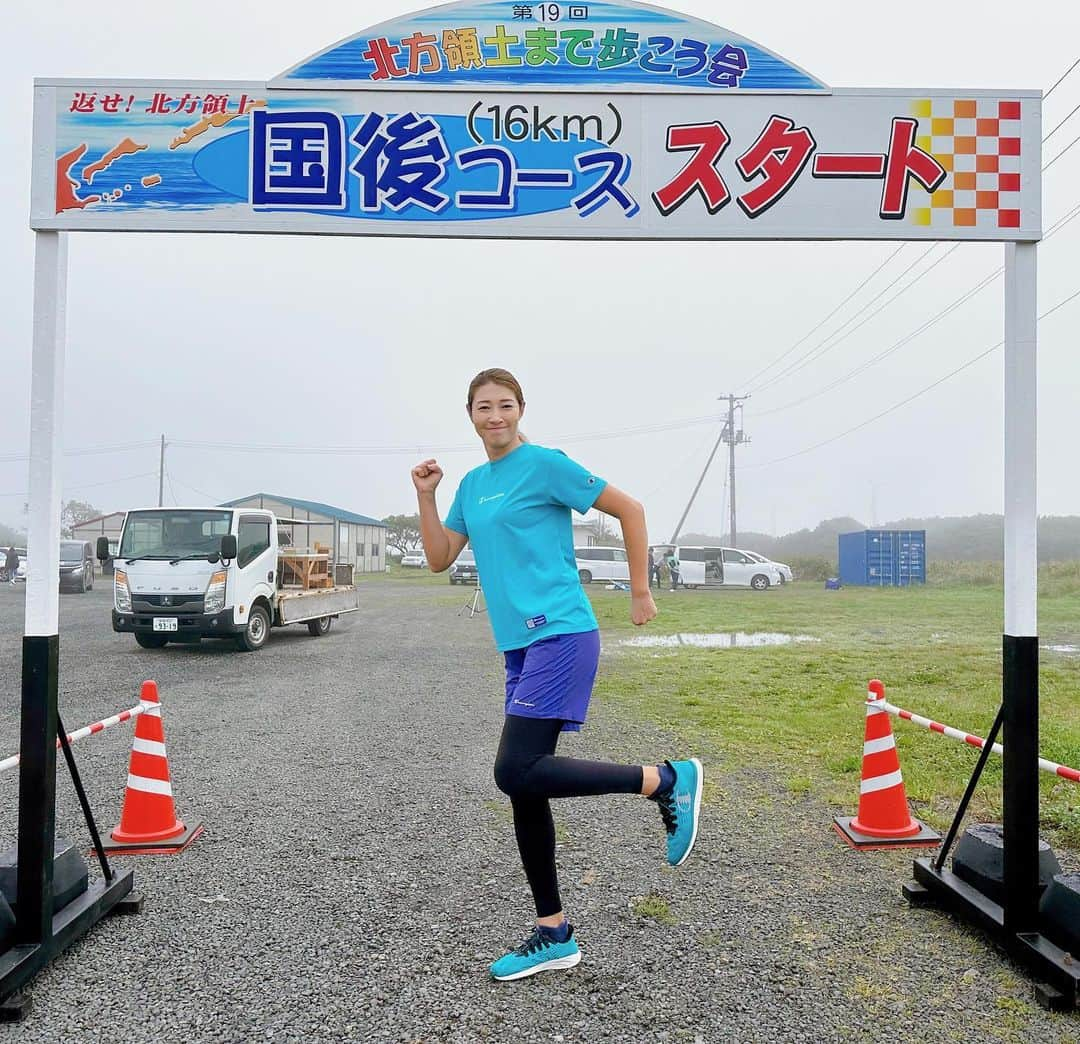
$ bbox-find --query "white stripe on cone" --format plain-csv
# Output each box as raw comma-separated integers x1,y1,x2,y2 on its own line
863,735,896,755
859,769,904,795
132,737,167,758
126,774,173,797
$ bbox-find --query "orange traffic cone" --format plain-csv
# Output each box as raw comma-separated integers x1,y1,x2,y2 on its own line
834,680,940,850
99,680,202,856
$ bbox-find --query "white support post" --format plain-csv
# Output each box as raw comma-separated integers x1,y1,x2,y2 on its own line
25,231,68,638
1003,241,1038,639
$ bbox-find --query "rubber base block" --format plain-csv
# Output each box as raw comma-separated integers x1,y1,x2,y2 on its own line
96,821,203,857
833,816,940,851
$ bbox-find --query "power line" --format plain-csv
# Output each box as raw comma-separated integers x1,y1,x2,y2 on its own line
748,243,956,395
742,56,1080,397
757,268,1001,417
740,243,908,392
1045,56,1080,101
168,412,724,457
746,283,1080,471
0,470,159,500
639,425,719,501
1042,98,1080,144
168,473,223,503
164,464,178,507
0,440,157,464
752,198,1080,419
1043,129,1080,173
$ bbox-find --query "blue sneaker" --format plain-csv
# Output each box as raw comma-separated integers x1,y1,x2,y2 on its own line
489,926,582,981
654,758,703,866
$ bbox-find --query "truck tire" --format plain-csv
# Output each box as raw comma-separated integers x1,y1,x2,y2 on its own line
236,605,270,652
307,616,333,637
750,574,771,591
135,633,169,649
578,569,592,583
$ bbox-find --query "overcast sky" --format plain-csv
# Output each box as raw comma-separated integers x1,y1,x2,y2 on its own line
3,2,1079,544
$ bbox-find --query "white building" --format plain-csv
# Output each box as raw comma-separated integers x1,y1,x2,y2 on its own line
573,512,611,548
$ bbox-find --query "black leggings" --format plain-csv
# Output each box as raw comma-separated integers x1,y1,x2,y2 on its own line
493,715,644,918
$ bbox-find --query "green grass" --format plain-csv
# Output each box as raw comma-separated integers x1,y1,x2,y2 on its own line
353,562,447,584
630,893,677,925
585,581,1080,849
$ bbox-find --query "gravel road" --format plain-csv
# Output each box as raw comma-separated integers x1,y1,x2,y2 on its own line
0,580,1075,1043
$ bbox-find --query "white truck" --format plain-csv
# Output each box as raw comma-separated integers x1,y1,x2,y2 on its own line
102,507,359,652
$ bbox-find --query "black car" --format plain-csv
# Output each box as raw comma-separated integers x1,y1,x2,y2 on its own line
449,549,479,585
59,540,94,593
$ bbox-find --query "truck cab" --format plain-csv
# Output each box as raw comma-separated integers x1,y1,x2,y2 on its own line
106,507,358,651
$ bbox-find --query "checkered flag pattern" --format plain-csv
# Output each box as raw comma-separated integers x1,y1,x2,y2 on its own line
910,98,1022,230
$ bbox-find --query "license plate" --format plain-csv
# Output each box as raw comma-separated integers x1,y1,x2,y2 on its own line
153,617,178,632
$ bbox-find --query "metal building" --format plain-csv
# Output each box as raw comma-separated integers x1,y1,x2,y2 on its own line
220,494,387,575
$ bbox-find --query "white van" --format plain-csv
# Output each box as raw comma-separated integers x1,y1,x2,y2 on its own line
743,550,794,583
574,546,629,584
660,546,781,590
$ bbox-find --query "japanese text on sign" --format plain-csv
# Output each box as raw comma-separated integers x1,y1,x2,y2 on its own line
251,108,947,224
357,25,748,88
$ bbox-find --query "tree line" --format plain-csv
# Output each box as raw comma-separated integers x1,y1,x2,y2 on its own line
681,513,1080,564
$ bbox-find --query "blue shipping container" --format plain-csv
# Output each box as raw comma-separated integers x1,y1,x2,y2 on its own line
838,530,926,586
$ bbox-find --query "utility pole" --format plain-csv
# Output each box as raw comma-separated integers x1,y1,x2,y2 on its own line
669,395,749,545
723,395,750,545
158,434,166,507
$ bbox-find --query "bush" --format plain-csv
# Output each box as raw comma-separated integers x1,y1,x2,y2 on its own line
927,560,1002,587
928,559,1080,594
787,555,833,582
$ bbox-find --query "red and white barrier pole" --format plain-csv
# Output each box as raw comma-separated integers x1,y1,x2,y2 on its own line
881,698,1080,785
0,697,155,775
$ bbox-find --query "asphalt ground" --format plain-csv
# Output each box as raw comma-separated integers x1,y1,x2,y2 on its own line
0,579,1076,1044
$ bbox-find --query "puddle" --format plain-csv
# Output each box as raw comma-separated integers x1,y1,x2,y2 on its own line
616,632,820,649
1043,643,1080,655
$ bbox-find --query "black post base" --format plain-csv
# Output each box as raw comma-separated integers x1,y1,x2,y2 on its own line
909,857,1080,1011
0,868,135,1010
0,992,31,1023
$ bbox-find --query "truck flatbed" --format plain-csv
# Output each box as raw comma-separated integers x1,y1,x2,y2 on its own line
276,585,360,625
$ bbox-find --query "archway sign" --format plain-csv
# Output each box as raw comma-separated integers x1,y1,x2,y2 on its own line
14,0,1063,1008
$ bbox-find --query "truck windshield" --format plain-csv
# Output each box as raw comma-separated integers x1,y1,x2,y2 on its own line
119,510,232,560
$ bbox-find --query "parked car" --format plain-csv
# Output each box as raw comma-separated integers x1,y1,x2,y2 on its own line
574,545,629,584
59,539,95,592
400,548,427,568
449,548,479,585
744,550,794,583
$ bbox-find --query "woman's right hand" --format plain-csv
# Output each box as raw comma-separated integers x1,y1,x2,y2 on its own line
411,458,444,494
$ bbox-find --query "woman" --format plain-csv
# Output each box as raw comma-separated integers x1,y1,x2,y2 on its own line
412,368,702,982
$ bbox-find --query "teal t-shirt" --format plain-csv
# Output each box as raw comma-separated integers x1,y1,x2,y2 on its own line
444,443,607,651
